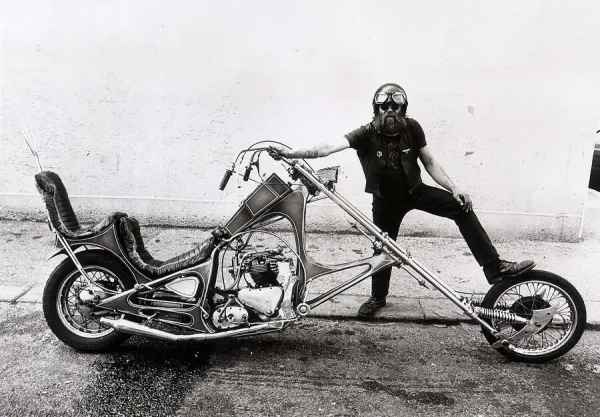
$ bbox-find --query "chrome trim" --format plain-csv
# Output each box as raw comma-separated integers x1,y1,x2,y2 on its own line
135,297,196,308
99,317,288,341
138,307,195,327
165,277,199,298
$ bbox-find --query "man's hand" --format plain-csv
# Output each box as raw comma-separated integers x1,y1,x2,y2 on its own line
267,144,290,160
452,189,473,212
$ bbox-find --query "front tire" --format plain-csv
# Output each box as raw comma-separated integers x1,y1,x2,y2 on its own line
43,252,136,352
480,270,586,363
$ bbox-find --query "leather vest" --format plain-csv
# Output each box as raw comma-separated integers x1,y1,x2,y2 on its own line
356,120,424,196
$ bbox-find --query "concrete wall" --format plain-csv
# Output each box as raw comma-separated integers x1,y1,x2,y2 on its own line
1,0,599,241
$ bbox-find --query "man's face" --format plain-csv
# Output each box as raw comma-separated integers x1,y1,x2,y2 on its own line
374,86,407,136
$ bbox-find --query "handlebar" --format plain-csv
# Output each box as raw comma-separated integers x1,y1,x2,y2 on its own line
218,143,320,191
242,165,252,181
218,169,233,191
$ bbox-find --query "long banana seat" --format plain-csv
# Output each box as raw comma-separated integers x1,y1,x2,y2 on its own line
118,216,216,278
34,170,216,278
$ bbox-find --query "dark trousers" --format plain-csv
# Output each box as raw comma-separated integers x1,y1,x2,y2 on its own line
371,184,499,300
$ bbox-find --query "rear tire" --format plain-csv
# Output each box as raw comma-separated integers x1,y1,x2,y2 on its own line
480,270,586,363
43,252,136,352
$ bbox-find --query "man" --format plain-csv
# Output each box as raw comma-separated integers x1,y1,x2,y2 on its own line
269,83,535,318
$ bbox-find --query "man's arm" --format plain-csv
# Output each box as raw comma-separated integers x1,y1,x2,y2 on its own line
418,145,472,211
270,137,350,159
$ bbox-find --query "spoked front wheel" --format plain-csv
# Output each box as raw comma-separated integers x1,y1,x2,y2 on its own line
480,270,586,363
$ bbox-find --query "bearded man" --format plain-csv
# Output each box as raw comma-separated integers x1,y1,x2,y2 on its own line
269,83,535,318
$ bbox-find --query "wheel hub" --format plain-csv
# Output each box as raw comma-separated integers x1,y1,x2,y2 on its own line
510,295,552,331
77,287,107,314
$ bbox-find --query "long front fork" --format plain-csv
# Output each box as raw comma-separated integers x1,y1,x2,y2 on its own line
291,162,499,336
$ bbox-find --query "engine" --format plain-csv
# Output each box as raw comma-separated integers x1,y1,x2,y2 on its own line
247,255,280,288
212,245,296,329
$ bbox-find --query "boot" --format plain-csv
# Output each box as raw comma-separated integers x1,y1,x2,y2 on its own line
358,296,387,318
483,259,536,285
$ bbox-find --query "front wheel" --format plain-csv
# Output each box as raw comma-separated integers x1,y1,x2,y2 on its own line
43,251,136,351
480,270,586,363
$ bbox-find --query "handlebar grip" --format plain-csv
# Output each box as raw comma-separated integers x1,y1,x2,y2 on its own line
243,166,252,181
219,169,233,190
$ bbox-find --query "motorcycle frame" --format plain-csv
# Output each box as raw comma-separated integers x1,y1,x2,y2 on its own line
47,156,499,338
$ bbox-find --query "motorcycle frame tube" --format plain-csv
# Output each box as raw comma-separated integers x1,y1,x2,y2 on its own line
54,232,100,295
285,158,498,335
305,255,398,309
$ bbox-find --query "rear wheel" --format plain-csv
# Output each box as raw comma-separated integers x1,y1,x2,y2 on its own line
480,270,586,363
43,252,136,351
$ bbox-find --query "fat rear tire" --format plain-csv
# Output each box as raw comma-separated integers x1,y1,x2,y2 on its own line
43,251,136,352
480,270,586,363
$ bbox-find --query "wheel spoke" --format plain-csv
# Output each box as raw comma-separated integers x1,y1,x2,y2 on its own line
541,331,549,348
56,266,128,339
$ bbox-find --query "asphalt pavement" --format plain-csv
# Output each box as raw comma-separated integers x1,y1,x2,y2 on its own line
4,306,600,416
2,205,600,327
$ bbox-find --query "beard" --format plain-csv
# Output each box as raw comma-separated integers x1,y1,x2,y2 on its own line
374,110,408,136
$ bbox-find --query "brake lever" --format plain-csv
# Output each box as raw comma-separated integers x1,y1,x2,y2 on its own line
243,151,260,181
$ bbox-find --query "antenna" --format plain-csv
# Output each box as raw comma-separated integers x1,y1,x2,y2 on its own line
22,126,43,172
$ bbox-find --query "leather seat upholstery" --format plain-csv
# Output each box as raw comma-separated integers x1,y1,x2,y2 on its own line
34,171,127,238
35,170,216,277
119,216,216,277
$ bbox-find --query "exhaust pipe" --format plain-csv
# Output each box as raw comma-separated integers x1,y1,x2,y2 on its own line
99,317,283,341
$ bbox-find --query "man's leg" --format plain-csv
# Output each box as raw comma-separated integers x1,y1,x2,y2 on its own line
409,184,498,265
358,196,407,317
409,184,535,283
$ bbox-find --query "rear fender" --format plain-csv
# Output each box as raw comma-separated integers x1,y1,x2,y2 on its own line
46,244,100,261
47,247,67,261
49,246,142,284
47,224,125,264
47,224,156,285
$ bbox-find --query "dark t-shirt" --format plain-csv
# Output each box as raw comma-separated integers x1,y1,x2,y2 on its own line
381,137,410,196
345,118,427,197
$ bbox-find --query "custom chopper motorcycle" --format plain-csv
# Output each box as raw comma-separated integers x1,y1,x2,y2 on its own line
34,141,586,363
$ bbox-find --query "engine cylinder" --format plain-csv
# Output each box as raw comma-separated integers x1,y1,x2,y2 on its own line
248,257,279,287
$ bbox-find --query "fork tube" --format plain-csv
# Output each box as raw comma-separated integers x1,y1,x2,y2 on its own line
292,162,497,333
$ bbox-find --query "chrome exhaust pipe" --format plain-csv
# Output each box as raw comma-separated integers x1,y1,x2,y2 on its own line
99,317,282,341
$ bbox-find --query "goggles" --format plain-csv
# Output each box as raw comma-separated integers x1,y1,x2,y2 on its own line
374,92,407,106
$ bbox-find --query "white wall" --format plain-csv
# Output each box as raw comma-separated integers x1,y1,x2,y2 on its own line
1,0,599,241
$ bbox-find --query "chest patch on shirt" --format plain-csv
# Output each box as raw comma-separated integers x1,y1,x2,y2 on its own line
386,141,403,169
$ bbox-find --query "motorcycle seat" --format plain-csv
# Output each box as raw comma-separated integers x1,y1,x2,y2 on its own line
34,170,217,277
118,216,216,278
34,171,128,238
